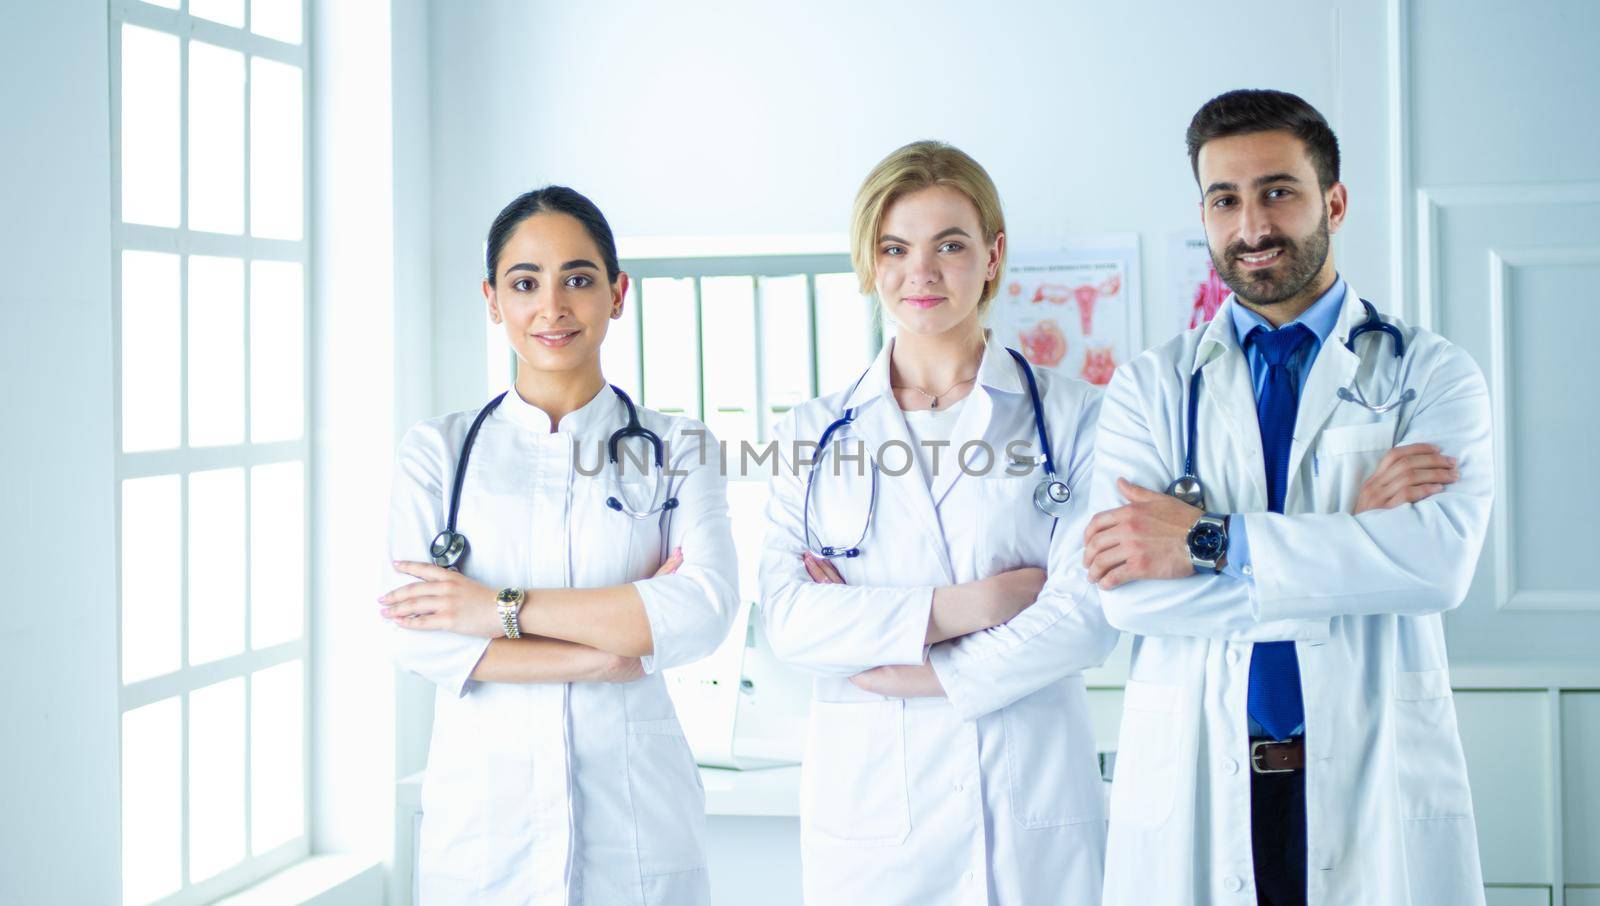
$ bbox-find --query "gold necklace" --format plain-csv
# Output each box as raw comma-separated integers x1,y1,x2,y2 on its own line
892,375,976,409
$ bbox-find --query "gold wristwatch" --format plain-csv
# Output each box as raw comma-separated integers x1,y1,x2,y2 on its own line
495,587,525,639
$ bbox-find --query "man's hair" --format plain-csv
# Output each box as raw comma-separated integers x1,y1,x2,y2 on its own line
1186,89,1341,190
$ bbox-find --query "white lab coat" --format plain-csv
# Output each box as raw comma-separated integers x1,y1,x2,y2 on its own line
388,386,740,906
1094,289,1493,905
760,335,1120,906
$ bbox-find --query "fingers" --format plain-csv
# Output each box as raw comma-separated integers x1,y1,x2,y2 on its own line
801,552,845,584
1096,564,1136,590
392,560,453,581
379,581,444,605
1084,506,1127,544
653,547,684,577
380,598,440,621
814,556,846,585
1117,478,1162,502
1085,544,1127,584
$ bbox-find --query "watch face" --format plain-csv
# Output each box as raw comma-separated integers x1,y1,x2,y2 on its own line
497,589,519,605
1190,523,1227,560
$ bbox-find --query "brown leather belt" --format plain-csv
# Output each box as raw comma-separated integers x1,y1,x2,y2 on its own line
1250,738,1305,774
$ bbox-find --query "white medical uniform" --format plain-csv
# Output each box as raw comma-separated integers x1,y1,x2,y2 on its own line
1094,289,1493,905
760,335,1120,905
388,385,740,906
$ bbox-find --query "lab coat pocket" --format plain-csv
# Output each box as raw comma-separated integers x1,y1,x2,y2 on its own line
1002,684,1106,828
974,475,1053,572
1392,669,1474,819
1107,680,1181,829
626,718,709,876
1315,418,1399,510
801,700,911,846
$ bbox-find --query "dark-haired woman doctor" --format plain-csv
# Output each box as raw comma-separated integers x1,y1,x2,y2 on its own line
379,186,739,905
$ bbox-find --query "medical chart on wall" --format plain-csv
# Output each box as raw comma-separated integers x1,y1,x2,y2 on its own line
1169,229,1230,331
987,234,1141,386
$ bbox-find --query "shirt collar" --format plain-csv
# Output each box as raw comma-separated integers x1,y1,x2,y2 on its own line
1229,274,1348,350
496,381,619,435
843,330,1024,411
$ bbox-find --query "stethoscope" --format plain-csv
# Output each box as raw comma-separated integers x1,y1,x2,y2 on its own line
1166,298,1416,509
802,347,1071,559
429,385,679,569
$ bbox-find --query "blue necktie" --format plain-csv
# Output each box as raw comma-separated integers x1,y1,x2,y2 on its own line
1246,323,1312,740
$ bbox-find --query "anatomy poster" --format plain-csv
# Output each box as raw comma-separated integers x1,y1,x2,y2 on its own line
988,235,1140,386
1169,229,1230,331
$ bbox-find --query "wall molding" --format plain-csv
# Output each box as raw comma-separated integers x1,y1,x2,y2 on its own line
1487,244,1600,612
1413,182,1600,333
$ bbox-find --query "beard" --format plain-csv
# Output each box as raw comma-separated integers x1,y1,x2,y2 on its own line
1209,207,1331,307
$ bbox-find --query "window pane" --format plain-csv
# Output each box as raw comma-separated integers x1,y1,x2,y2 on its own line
249,57,303,239
250,260,304,442
639,278,698,417
251,0,304,44
760,275,813,419
188,255,245,446
189,0,244,27
814,273,875,394
188,468,245,664
251,461,304,647
123,475,182,683
251,659,304,852
189,677,245,881
700,276,757,454
122,250,182,452
187,41,244,234
121,24,180,227
122,697,181,905
600,281,641,398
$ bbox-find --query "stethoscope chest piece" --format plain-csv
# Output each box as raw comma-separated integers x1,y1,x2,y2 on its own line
1166,475,1206,510
1033,478,1072,517
430,530,467,570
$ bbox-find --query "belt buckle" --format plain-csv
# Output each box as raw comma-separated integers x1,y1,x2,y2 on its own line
1250,739,1295,774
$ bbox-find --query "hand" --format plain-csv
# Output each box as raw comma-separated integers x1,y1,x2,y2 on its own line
380,561,501,637
654,547,684,577
1354,444,1458,513
1084,478,1204,590
801,551,846,585
849,663,946,697
978,566,1046,626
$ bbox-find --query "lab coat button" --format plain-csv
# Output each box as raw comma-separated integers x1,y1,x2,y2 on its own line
1242,565,1254,577
963,871,975,882
954,782,964,792
1224,875,1243,893
1222,758,1239,775
1226,649,1241,665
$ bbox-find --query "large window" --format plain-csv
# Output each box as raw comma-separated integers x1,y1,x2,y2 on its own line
111,1,309,903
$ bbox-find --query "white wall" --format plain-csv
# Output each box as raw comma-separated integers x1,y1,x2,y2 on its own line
0,2,120,902
423,0,1393,414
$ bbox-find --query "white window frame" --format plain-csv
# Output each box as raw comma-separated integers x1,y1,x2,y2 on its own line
110,1,311,903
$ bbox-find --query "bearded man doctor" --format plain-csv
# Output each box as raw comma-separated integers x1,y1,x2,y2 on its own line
1086,90,1493,906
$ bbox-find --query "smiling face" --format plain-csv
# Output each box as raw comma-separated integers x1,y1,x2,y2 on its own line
874,185,1004,339
482,212,628,377
1197,129,1346,310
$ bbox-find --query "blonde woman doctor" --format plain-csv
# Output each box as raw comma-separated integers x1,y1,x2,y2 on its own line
380,186,739,905
760,142,1120,905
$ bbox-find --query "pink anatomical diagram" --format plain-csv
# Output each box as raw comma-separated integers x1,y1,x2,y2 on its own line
1018,319,1068,368
1190,263,1229,328
1030,272,1121,336
1080,346,1116,385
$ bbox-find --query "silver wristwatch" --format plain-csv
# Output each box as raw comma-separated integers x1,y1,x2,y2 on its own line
1185,513,1229,573
495,587,525,639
